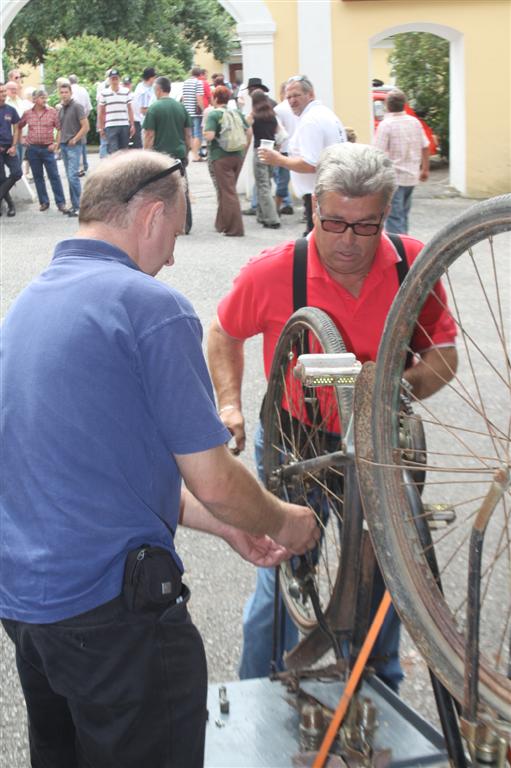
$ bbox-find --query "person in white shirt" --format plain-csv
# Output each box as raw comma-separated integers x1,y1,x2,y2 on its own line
69,75,92,175
132,67,157,149
273,81,298,214
258,75,346,234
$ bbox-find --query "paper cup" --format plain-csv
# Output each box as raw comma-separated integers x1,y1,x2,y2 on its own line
259,139,275,150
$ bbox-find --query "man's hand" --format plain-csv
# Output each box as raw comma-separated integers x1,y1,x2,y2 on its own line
258,147,281,166
226,529,290,567
273,501,320,555
7,145,16,156
129,123,136,138
219,405,246,454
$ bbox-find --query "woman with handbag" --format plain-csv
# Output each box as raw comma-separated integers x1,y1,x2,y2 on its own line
250,89,282,229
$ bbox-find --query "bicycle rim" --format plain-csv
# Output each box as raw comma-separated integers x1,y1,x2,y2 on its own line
262,307,356,635
362,195,511,719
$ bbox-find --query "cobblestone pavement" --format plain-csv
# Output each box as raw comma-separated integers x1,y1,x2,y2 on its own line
0,155,480,764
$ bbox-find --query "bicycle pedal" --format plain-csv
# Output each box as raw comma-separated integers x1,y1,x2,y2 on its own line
423,503,456,528
294,353,362,387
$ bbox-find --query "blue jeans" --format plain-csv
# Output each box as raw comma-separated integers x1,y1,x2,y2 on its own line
239,422,403,691
385,185,415,234
26,145,65,207
273,162,292,206
99,134,109,159
0,147,23,201
81,136,88,172
60,143,81,210
105,125,130,154
191,116,203,140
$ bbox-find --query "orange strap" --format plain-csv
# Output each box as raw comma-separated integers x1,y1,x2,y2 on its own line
312,590,392,768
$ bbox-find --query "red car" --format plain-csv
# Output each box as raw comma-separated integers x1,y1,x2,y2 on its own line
372,86,439,156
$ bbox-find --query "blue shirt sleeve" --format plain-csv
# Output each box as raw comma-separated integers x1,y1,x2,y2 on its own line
137,313,231,454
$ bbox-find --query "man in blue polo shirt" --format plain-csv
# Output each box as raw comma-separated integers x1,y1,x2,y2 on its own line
0,150,319,768
0,81,22,217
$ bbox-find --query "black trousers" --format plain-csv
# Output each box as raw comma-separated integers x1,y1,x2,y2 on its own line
2,586,207,768
302,193,314,235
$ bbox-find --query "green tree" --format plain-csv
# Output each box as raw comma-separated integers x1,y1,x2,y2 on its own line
389,32,450,158
6,0,235,68
43,35,185,88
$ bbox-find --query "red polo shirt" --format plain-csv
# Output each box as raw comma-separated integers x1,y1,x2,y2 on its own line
217,231,456,379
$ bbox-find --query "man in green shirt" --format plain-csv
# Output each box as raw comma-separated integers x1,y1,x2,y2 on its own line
143,76,192,232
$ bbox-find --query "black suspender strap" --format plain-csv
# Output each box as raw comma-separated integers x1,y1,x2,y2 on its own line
387,232,409,286
292,237,309,311
387,232,414,370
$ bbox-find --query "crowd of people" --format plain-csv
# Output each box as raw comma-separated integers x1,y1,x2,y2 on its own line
0,63,428,236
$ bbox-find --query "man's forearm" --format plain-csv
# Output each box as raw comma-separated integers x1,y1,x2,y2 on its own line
177,446,284,538
403,345,458,399
207,318,244,409
143,129,155,149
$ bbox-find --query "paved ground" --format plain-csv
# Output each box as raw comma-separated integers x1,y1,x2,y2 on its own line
0,155,479,765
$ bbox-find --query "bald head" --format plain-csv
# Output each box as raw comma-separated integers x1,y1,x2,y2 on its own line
79,150,183,227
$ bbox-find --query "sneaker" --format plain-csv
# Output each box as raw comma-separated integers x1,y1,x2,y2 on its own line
67,208,79,217
263,222,281,229
279,205,294,215
242,208,257,216
78,170,86,178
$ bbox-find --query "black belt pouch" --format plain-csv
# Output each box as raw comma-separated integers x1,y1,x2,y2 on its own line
123,544,183,613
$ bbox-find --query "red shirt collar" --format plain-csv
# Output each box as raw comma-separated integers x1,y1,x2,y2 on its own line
308,229,401,287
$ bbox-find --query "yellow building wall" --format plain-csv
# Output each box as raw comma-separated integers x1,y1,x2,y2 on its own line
265,0,299,92
371,47,393,85
329,0,511,197
193,45,223,78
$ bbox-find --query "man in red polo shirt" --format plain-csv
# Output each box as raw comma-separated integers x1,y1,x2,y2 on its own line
208,142,457,688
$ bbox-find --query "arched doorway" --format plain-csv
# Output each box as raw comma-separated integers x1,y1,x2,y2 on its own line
370,22,465,194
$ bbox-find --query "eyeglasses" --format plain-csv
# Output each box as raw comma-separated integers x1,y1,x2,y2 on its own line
316,206,384,236
123,161,185,203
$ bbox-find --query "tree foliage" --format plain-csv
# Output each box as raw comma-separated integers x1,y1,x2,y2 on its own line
43,35,185,89
6,0,235,68
389,32,450,157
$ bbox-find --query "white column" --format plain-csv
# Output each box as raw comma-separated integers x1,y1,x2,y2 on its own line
237,21,276,97
297,0,333,108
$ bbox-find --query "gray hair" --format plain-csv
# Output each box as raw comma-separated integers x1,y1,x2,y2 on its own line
32,89,47,100
286,75,314,95
386,88,406,113
315,143,397,205
69,74,78,84
79,150,182,227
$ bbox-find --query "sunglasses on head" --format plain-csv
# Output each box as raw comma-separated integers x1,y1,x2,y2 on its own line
123,160,184,203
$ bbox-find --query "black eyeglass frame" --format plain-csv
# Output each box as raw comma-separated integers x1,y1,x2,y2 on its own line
316,205,385,237
123,161,184,204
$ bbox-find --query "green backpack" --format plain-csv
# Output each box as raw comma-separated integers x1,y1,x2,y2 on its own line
217,109,247,152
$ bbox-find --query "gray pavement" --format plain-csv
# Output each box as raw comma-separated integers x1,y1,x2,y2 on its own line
0,155,478,765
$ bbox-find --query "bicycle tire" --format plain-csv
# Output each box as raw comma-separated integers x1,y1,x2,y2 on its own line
357,195,511,720
262,307,360,638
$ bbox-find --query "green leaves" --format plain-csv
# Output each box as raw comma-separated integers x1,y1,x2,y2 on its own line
389,32,450,158
5,0,235,69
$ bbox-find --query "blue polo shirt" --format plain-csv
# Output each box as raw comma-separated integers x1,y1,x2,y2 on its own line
0,239,230,623
0,103,19,146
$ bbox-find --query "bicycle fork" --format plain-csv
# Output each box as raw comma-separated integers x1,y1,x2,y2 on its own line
461,464,510,766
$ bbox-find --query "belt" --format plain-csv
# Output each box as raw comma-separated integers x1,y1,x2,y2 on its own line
30,143,51,147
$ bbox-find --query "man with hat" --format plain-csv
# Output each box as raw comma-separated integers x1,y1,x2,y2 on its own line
97,68,135,154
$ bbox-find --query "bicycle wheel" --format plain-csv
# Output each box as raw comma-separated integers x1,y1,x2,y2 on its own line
262,307,361,637
357,195,511,720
